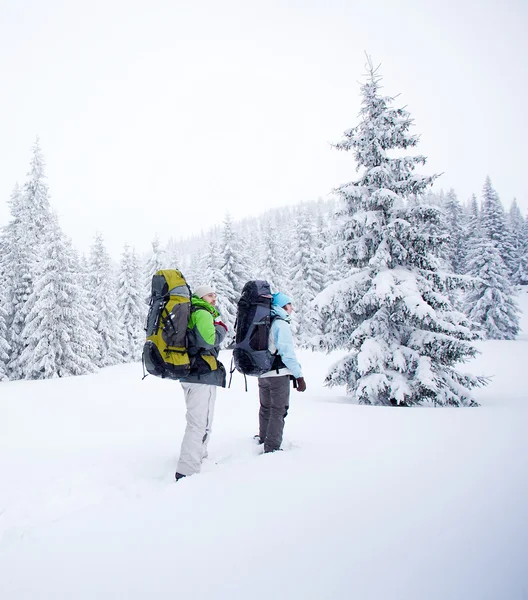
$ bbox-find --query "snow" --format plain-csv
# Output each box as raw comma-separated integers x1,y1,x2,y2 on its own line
1,292,528,599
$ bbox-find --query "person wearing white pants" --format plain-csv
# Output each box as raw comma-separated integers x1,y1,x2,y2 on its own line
175,285,227,480
177,382,216,476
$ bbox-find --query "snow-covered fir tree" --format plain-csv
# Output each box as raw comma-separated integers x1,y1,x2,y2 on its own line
184,249,204,292
480,177,516,277
18,214,95,379
221,214,250,294
4,143,52,379
0,288,10,380
88,233,123,367
199,235,234,334
217,214,250,331
291,207,325,344
509,199,524,240
144,236,167,300
314,59,483,407
67,245,99,370
259,218,290,293
23,139,52,243
513,214,528,285
465,227,520,339
508,199,526,280
117,244,145,361
443,189,466,273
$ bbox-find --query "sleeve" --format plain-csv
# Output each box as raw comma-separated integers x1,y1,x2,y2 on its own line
193,310,226,349
273,319,303,379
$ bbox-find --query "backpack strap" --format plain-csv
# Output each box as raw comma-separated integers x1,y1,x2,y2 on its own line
269,314,287,373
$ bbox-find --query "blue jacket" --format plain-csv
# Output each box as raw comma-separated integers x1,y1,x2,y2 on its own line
264,305,303,379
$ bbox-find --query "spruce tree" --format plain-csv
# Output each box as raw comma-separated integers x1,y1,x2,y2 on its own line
144,236,167,301
314,59,483,407
19,214,95,378
443,189,466,273
465,231,520,339
201,236,234,332
4,168,48,379
117,244,145,361
509,199,526,281
513,215,528,285
218,214,250,332
67,244,99,371
291,207,325,343
260,219,289,293
0,289,10,381
461,194,480,273
221,214,249,294
88,233,123,367
480,177,516,277
0,208,13,379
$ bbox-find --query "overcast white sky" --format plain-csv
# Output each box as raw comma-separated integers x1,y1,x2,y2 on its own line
1,0,526,256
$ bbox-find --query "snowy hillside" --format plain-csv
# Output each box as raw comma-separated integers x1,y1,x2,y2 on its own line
1,290,527,600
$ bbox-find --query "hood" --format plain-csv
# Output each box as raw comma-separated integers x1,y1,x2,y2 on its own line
271,304,290,322
191,295,220,319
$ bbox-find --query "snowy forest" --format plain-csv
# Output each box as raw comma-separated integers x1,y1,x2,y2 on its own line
1,64,526,406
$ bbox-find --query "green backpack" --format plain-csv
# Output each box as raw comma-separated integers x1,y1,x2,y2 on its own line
142,269,192,379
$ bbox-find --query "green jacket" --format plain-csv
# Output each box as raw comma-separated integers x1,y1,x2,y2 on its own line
181,296,226,386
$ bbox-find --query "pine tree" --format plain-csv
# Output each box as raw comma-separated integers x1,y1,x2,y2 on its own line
509,199,524,239
291,207,325,343
201,235,234,330
480,177,516,277
144,236,167,301
67,244,99,370
509,199,526,280
117,244,145,361
88,233,123,367
443,189,465,273
4,148,51,379
465,231,520,339
513,215,528,285
24,139,52,242
184,250,204,291
217,214,250,331
18,214,95,379
221,214,250,293
0,288,10,381
461,194,480,273
260,219,289,293
0,202,13,379
314,59,483,407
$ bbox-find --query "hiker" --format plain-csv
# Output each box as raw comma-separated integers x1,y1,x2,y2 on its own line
257,291,306,453
175,284,227,481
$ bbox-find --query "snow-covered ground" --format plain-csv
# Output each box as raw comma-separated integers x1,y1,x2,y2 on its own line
1,290,527,600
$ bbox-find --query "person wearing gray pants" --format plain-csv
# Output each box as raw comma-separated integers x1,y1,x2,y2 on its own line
258,376,291,452
257,292,306,453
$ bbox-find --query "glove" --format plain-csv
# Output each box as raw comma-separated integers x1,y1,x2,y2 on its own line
215,321,228,332
295,377,306,392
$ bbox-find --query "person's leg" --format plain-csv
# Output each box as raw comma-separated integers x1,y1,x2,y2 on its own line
201,386,217,460
264,376,290,453
177,383,215,476
258,377,272,442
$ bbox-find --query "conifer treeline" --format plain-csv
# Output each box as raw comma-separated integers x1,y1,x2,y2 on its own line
1,68,526,399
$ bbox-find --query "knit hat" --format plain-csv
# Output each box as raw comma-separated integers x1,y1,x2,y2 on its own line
272,292,293,308
194,284,215,299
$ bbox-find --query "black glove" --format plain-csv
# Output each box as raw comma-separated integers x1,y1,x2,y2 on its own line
295,377,306,392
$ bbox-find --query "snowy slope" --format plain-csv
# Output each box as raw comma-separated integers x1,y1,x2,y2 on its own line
1,291,527,600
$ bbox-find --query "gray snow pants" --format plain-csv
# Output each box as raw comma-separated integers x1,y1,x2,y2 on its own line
258,375,291,453
177,382,216,476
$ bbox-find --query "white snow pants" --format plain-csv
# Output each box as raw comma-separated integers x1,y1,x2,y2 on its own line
177,382,217,476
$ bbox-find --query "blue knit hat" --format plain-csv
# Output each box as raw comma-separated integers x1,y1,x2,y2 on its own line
272,292,293,308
